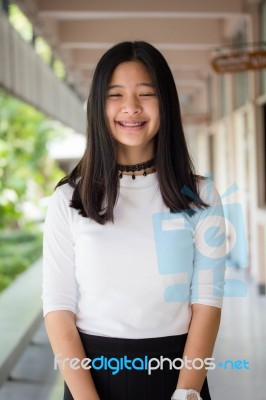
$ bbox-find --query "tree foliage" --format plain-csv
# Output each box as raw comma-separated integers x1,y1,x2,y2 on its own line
0,90,64,229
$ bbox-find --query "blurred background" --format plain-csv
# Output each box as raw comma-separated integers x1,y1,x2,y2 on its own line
0,1,265,399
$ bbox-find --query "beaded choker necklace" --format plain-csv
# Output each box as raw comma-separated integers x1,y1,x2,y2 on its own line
117,158,156,180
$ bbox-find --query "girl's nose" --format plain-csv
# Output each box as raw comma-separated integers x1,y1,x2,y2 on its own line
122,96,142,115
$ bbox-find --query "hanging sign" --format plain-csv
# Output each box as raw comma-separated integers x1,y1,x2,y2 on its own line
212,50,266,73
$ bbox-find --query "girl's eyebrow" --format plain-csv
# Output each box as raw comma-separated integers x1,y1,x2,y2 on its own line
107,83,155,89
137,83,155,88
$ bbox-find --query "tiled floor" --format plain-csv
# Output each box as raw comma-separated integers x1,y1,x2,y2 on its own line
209,267,266,399
0,321,60,400
0,267,265,400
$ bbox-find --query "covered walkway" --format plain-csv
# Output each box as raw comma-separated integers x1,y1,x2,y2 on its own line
0,1,266,399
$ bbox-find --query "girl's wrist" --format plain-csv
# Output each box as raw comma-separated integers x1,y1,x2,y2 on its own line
171,388,202,400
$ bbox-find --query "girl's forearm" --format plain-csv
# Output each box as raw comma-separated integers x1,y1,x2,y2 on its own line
45,310,100,400
176,304,221,392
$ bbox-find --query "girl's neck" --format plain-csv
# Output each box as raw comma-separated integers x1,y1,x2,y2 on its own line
116,150,154,166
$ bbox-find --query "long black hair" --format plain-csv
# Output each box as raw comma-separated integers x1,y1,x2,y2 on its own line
56,41,208,224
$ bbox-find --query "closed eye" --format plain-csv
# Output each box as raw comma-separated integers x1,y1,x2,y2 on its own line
139,93,156,97
107,93,122,97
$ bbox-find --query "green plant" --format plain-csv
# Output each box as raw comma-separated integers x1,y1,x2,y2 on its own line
0,90,65,229
0,228,43,292
0,89,68,290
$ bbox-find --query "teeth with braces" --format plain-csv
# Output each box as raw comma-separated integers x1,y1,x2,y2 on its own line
118,121,145,127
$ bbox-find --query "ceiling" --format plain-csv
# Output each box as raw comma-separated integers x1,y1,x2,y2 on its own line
15,0,257,124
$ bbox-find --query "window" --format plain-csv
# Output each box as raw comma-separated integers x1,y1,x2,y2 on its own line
35,36,52,64
261,0,266,94
53,59,66,81
8,3,33,42
235,72,248,108
233,30,249,108
262,104,266,205
208,134,215,179
220,75,226,117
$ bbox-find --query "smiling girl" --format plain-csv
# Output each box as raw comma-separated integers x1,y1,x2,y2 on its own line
42,41,226,400
105,61,160,167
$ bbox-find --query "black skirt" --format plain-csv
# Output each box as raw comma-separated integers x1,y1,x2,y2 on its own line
63,331,211,400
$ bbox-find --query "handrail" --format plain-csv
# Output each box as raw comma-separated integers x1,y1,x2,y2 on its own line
0,258,43,386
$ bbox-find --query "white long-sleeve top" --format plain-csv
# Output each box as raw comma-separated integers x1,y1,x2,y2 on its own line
42,172,226,339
